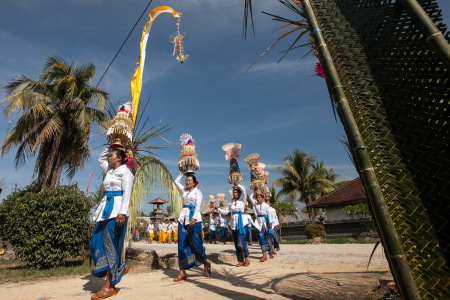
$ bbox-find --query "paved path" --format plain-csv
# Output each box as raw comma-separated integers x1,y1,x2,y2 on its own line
1,243,390,300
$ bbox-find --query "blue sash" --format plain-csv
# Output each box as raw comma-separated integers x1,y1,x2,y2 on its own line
257,214,272,234
102,190,123,219
184,204,195,221
232,211,246,235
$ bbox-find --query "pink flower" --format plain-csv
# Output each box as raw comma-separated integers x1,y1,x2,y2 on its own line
315,62,326,78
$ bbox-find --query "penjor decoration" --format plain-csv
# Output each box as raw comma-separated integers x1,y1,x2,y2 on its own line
130,6,185,126
244,153,266,191
221,142,243,184
178,133,200,174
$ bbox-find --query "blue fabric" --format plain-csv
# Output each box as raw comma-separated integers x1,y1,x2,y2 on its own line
257,214,273,234
102,190,123,219
178,222,207,270
90,217,128,285
245,226,253,243
271,228,280,249
232,211,246,235
220,227,228,242
258,226,273,254
232,229,249,262
183,204,195,221
210,230,217,241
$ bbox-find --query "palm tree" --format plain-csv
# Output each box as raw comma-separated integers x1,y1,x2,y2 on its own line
273,149,340,221
1,56,109,190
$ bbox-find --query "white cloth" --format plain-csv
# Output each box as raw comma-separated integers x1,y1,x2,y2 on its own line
269,206,280,228
93,148,134,222
217,184,247,230
249,194,274,231
209,213,218,230
244,213,253,227
218,212,228,228
172,222,178,231
147,224,154,231
174,173,203,225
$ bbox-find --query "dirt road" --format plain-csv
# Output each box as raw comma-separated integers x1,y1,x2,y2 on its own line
2,243,391,300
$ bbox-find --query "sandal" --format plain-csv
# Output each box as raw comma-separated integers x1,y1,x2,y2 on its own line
173,275,187,282
270,254,275,259
235,261,245,267
91,287,116,300
204,262,212,277
260,256,267,262
244,257,250,267
124,265,131,275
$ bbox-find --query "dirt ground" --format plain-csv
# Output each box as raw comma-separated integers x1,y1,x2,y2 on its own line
1,243,396,300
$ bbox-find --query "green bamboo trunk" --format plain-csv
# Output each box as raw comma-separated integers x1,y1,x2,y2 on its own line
299,0,450,298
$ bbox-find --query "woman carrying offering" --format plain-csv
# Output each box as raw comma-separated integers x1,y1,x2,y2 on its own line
249,189,275,262
173,172,211,282
90,147,134,300
217,182,250,267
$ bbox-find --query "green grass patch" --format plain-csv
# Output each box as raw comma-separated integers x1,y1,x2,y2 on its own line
0,258,92,284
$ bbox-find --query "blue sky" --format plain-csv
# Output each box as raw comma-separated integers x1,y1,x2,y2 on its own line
1,0,449,213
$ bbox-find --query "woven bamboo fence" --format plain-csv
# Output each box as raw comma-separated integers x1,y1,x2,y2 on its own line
300,0,449,298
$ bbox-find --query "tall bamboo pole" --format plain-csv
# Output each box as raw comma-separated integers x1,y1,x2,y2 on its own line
299,0,420,299
398,0,450,70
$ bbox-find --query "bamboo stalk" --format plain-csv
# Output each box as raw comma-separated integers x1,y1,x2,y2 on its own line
299,0,421,299
398,0,450,70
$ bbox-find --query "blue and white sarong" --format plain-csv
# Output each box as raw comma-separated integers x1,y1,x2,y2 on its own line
258,225,274,254
245,226,253,243
178,222,208,270
232,230,250,262
90,217,128,285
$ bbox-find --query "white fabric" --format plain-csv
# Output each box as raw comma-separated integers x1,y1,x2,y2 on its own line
244,213,253,227
217,184,247,230
249,193,274,231
269,206,280,228
93,148,134,222
209,213,218,230
174,173,203,225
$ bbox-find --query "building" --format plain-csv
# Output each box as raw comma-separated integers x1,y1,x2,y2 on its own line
308,178,367,222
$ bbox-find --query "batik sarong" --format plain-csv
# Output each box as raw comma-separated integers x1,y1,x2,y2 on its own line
258,225,273,254
90,217,128,285
232,229,250,262
178,222,207,270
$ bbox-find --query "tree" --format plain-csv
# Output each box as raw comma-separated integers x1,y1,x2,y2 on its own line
1,56,109,190
273,149,340,221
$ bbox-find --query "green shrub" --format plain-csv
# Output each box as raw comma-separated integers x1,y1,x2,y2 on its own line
0,183,95,269
304,224,326,239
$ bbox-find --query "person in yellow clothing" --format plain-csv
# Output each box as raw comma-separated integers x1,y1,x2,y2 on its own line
158,222,163,243
147,222,155,243
161,220,169,243
168,220,173,243
171,220,178,243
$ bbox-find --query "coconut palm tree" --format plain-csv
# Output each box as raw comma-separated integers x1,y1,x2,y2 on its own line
1,56,109,190
273,149,340,220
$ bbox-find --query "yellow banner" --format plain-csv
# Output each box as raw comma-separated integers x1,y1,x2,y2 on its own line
130,6,180,125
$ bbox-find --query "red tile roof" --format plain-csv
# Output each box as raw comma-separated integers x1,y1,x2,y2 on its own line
308,178,366,208
148,198,168,204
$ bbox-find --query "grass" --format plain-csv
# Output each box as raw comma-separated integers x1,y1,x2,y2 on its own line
0,258,92,284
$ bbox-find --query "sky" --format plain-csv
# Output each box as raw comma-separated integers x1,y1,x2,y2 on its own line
1,0,449,213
